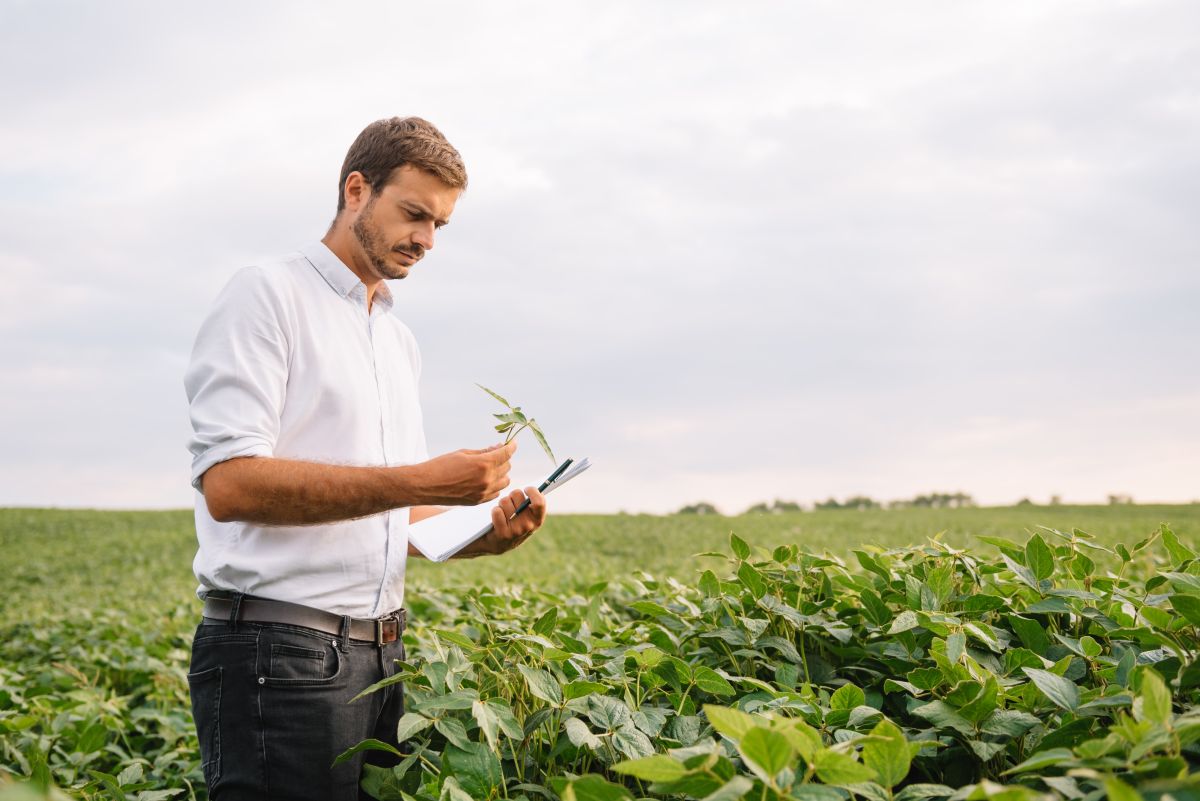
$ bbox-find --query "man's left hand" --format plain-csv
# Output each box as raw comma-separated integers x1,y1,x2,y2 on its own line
478,486,547,555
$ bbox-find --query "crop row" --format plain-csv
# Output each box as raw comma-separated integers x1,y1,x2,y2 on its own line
1,524,1197,799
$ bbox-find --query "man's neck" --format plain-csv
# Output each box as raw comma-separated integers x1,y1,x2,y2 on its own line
322,229,382,312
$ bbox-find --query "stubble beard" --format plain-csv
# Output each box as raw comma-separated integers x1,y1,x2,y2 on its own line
352,199,414,280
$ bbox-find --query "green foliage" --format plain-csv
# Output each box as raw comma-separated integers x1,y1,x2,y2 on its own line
2,508,1200,799
343,525,1200,800
477,383,556,464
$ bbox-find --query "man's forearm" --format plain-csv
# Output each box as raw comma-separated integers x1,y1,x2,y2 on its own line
202,456,427,526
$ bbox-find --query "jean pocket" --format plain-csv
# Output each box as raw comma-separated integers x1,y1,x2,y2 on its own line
259,628,343,687
187,665,222,789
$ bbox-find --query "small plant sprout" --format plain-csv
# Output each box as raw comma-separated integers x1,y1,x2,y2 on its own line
477,383,556,464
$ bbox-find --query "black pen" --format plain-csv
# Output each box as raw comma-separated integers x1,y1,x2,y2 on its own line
508,458,573,521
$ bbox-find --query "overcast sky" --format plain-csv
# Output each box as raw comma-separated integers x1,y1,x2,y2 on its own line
2,1,1197,513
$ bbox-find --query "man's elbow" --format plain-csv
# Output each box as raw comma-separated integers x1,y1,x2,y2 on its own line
200,463,243,523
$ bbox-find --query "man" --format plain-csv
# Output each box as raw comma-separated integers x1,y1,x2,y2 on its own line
183,117,546,800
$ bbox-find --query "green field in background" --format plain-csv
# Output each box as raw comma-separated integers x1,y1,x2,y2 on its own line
4,504,1197,625
3,505,1199,797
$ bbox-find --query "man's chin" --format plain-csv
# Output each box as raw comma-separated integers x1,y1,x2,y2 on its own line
372,259,409,280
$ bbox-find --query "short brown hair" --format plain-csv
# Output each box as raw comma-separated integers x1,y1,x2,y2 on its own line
336,117,467,211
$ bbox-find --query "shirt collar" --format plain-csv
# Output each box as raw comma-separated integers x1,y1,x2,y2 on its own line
299,241,394,313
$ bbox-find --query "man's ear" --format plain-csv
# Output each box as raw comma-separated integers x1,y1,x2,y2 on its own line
343,171,371,213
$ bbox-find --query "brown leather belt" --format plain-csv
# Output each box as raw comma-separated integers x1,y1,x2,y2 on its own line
202,595,406,646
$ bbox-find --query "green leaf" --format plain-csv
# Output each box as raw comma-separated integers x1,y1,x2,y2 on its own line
1025,533,1055,581
532,606,558,635
1078,635,1102,659
553,775,634,801
704,704,757,742
413,689,478,712
830,683,866,711
730,533,751,560
813,748,876,785
963,622,1002,653
698,777,755,801
565,716,603,749
894,785,957,801
863,719,912,789
945,631,966,663
980,709,1041,739
1160,523,1196,565
612,722,655,758
613,754,688,782
962,594,1007,614
1169,593,1200,627
738,726,795,782
332,737,403,767
76,721,108,753
1104,778,1143,801
773,716,824,762
564,680,608,701
443,742,502,798
518,664,563,706
476,383,512,408
1003,747,1075,774
360,764,408,801
1136,668,1172,726
1006,614,1050,654
736,562,767,599
956,676,1000,724
1022,667,1080,712
699,569,721,597
693,666,736,697
86,772,127,801
1000,553,1043,593
792,787,850,801
587,694,633,730
527,419,556,464
912,700,974,735
860,589,892,627
395,712,434,742
434,716,472,749
115,763,143,788
471,700,501,752
889,610,919,634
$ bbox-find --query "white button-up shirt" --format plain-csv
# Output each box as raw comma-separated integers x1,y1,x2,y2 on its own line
184,242,428,617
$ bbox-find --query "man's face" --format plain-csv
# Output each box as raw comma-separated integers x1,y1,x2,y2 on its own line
350,164,460,281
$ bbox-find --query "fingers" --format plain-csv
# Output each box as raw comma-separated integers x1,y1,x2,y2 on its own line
485,486,548,554
524,486,547,527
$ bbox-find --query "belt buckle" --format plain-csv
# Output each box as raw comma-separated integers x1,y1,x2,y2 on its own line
374,612,400,646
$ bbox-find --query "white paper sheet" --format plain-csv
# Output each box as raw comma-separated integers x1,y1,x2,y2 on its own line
408,457,591,562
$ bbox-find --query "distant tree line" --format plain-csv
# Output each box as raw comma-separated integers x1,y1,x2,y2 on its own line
674,492,1165,515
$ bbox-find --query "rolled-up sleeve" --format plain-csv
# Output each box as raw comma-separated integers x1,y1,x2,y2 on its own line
184,266,290,493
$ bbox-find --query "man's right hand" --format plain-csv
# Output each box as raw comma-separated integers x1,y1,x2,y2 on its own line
413,441,516,506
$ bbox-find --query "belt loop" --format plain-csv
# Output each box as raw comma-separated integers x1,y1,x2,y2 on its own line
227,592,245,631
338,615,352,653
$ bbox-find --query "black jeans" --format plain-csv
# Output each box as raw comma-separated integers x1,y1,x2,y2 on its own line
187,607,406,800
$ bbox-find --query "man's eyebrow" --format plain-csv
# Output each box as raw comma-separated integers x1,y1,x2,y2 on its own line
401,200,450,227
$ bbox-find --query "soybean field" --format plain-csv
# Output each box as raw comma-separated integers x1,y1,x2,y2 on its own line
2,506,1199,800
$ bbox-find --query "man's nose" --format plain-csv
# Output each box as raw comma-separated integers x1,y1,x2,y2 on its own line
412,222,435,252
